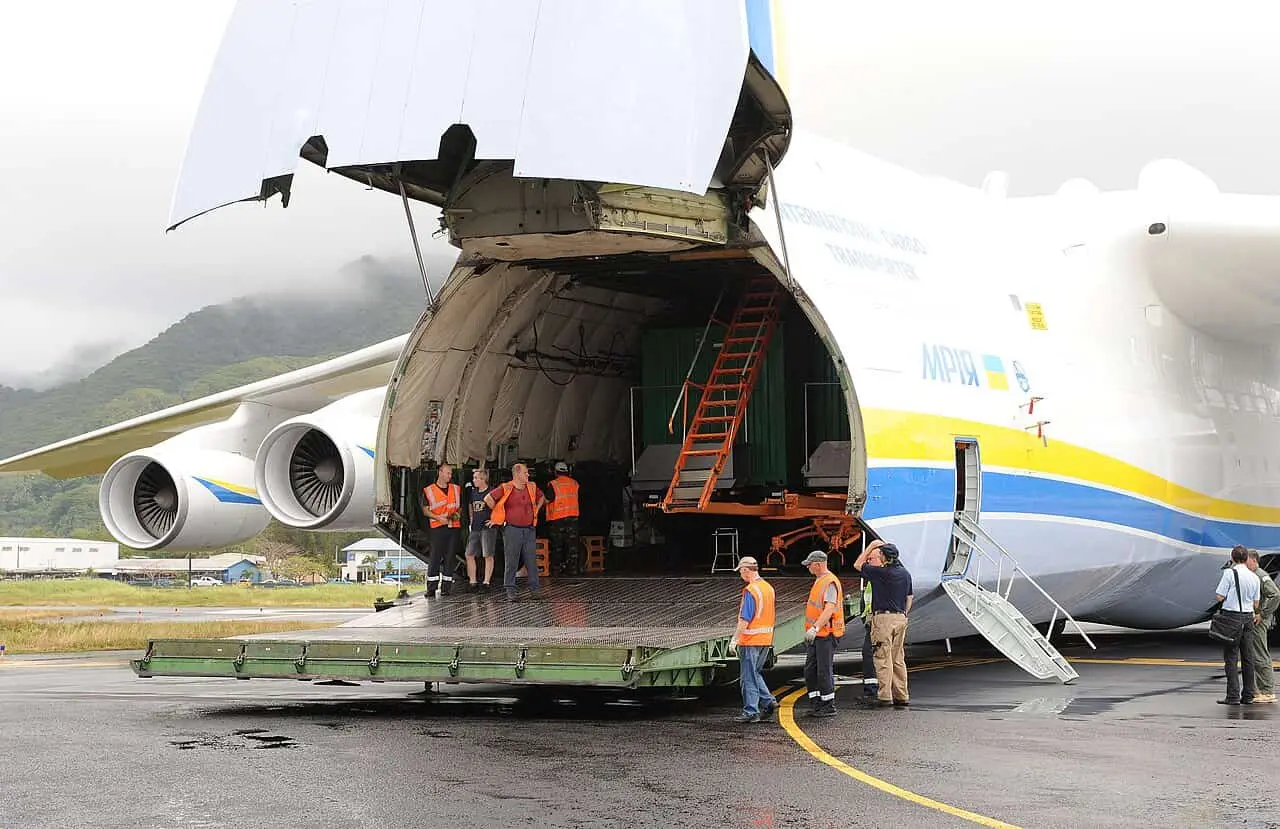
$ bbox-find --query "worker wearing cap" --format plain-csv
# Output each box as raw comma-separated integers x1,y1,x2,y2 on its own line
729,556,777,723
854,540,913,707
857,543,882,700
801,550,845,718
546,461,581,576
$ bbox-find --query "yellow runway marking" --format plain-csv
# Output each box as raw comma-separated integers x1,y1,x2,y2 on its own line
1068,657,1278,668
773,650,1267,827
778,687,1022,829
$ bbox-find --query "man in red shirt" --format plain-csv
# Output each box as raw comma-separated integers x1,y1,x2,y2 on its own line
484,463,547,601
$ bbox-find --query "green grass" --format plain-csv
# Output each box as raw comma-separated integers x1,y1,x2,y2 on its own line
0,579,411,608
0,618,332,654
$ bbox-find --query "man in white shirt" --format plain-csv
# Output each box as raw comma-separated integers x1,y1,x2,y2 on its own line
1215,545,1262,705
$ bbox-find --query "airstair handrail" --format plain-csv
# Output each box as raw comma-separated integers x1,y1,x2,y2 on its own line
952,515,1097,650
667,284,726,435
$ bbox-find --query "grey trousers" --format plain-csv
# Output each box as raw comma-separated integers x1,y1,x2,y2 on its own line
1244,621,1274,696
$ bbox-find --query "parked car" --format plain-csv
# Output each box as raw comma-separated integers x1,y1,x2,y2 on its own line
191,576,223,587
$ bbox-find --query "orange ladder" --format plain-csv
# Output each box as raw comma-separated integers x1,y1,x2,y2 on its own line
660,277,783,511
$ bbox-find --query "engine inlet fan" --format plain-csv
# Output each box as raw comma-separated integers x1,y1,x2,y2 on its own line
289,430,344,517
133,462,178,539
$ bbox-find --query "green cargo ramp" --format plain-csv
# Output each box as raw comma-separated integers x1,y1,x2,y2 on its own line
132,577,837,689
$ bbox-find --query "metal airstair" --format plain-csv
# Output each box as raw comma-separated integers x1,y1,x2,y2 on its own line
661,277,783,511
943,514,1095,683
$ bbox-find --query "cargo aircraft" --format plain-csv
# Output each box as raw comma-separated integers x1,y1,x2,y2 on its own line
4,1,1277,684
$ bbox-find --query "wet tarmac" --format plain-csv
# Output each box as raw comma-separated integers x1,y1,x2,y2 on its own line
0,631,1277,829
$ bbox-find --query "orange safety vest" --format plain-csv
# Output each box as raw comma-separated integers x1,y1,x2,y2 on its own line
739,578,776,647
423,482,461,529
805,572,845,638
546,475,580,521
490,482,542,527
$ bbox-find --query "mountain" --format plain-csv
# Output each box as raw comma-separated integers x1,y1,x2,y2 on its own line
0,254,440,547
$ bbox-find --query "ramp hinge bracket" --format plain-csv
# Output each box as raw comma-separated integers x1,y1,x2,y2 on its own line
294,643,308,673
621,649,636,677
449,646,461,677
368,646,380,674
515,647,528,678
233,644,246,672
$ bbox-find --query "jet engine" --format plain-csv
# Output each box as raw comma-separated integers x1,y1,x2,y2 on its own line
100,447,270,551
253,389,382,531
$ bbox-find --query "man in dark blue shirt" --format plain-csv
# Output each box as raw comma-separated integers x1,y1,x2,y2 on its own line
854,540,913,707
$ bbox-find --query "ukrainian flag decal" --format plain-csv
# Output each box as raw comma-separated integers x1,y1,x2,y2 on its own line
982,355,1009,391
359,446,375,459
193,477,262,506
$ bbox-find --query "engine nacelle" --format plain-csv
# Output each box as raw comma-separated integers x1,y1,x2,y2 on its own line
100,447,271,551
253,389,382,531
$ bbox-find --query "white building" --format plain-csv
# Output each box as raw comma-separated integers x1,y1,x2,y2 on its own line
0,537,120,573
113,553,267,584
340,537,425,582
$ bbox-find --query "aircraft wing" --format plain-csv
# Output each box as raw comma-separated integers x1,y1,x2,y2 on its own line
1140,192,1280,342
0,336,406,480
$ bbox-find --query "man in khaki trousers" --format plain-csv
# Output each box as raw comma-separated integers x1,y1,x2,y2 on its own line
854,540,913,707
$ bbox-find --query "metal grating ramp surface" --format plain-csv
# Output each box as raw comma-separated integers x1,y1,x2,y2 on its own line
283,577,817,649
133,577,836,688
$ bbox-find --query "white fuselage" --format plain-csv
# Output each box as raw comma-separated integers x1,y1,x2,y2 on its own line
759,131,1280,639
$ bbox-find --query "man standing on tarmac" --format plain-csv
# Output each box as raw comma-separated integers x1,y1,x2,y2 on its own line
1244,549,1278,704
854,540,913,708
800,550,844,718
546,461,581,576
422,464,462,597
857,542,884,701
485,463,547,602
463,468,497,592
1216,545,1261,705
729,556,777,724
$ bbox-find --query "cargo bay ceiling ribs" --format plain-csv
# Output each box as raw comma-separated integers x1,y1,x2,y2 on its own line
377,239,858,559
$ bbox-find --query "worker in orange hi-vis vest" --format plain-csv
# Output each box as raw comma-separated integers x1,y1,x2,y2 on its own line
800,550,845,718
729,556,777,724
422,463,462,597
545,461,581,576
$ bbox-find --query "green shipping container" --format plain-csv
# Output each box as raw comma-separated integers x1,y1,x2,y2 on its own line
638,325,788,487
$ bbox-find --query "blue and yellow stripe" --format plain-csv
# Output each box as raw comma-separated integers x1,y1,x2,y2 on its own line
192,477,262,506
863,409,1280,548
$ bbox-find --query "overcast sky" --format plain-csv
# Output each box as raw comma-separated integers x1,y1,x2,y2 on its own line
2,0,1278,388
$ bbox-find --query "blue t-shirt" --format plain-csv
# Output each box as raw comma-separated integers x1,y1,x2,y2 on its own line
860,563,913,613
740,590,756,622
467,485,493,531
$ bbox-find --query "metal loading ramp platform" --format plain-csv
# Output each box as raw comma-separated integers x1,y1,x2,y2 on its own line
132,577,830,689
